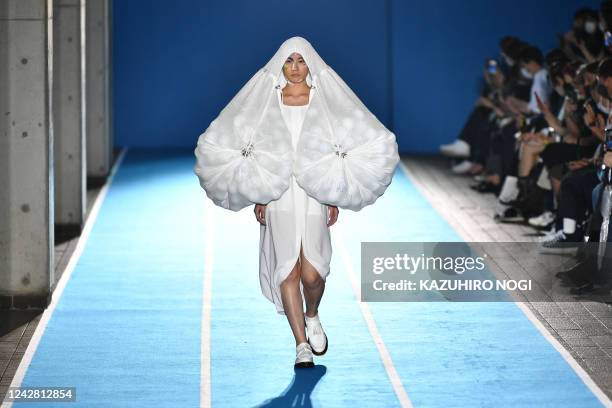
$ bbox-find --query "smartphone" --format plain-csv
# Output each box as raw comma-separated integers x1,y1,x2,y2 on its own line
487,59,497,74
605,127,612,151
535,91,543,106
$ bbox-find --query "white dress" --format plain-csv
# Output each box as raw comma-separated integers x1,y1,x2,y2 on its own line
259,86,333,315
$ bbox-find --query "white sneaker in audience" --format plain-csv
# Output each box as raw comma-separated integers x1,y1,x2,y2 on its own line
451,160,473,174
538,230,581,254
528,211,555,228
542,225,557,237
440,140,470,158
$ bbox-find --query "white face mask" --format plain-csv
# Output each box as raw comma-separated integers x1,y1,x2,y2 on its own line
585,21,597,34
554,85,565,96
521,67,534,79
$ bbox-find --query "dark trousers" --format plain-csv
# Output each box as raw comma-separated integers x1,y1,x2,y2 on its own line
458,106,493,165
540,143,598,169
556,166,599,231
487,122,519,180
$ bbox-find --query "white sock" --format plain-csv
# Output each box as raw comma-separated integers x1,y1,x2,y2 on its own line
498,176,519,202
562,218,576,235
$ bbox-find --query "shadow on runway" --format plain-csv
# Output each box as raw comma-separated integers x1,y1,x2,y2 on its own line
252,365,327,408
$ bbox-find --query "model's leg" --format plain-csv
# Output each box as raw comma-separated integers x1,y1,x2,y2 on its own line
280,257,307,346
299,244,325,318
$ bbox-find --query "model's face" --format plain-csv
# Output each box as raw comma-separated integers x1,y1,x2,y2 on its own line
283,52,309,84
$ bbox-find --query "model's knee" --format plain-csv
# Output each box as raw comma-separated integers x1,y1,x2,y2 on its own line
282,262,302,286
301,270,323,289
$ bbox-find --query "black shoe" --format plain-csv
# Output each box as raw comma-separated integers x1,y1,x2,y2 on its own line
494,206,523,223
470,181,501,194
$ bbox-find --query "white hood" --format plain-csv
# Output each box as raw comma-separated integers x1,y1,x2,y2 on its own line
194,36,399,211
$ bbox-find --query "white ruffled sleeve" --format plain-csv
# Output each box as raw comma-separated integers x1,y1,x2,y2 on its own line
294,68,400,211
193,70,293,211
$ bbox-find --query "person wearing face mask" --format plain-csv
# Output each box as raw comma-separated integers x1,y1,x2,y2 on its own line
498,36,521,75
441,36,525,167
562,8,604,62
501,40,532,101
509,45,552,115
581,17,605,62
562,9,588,60
538,59,612,250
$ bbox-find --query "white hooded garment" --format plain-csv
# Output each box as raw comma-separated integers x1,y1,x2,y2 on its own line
193,36,400,313
259,85,333,314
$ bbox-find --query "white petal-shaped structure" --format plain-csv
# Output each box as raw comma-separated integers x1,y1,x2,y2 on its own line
194,36,400,212
193,69,293,211
294,66,400,211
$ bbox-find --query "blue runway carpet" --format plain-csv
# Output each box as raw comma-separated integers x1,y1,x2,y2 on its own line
8,149,607,407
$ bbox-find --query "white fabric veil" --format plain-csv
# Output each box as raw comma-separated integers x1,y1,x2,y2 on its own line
193,36,400,211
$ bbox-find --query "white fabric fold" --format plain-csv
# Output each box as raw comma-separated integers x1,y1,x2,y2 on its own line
194,36,399,211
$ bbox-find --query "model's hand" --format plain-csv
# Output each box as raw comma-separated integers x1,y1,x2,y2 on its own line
327,205,339,227
254,204,267,225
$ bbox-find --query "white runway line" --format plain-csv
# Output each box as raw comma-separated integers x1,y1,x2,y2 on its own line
398,159,612,408
1,147,129,408
200,198,215,408
335,225,414,408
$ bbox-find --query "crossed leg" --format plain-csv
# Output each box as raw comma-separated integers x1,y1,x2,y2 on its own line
280,241,326,346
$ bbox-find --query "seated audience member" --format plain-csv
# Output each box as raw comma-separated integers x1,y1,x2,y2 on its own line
440,37,526,168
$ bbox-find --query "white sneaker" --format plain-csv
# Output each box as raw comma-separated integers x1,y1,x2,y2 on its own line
543,225,557,237
528,211,555,228
440,140,470,158
294,342,314,368
451,160,473,174
304,313,328,356
538,230,581,254
498,176,519,204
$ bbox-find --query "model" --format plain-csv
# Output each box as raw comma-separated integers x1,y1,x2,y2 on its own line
194,36,399,369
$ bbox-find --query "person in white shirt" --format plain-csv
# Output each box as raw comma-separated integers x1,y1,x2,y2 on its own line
506,45,552,115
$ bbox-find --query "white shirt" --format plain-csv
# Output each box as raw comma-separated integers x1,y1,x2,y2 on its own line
527,68,552,114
